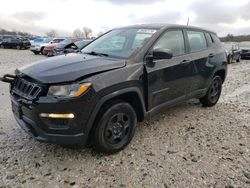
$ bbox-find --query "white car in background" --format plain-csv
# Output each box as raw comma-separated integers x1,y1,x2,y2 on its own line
30,38,65,55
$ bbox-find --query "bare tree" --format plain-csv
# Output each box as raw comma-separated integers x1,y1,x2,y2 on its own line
73,29,84,38
82,27,92,38
46,29,56,37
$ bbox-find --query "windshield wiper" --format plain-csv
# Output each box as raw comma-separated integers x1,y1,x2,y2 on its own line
84,51,109,57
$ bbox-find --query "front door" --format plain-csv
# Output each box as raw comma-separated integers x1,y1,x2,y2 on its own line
145,29,193,110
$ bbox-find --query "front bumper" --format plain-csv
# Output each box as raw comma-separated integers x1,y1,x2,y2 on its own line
14,115,85,144
30,46,41,52
11,88,98,146
240,52,250,59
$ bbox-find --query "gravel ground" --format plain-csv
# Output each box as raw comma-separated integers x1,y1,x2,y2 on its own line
0,49,249,188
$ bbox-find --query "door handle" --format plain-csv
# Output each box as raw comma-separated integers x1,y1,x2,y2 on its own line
180,59,190,64
208,53,214,58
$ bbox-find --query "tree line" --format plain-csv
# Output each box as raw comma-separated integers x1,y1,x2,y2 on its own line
220,34,250,42
3,28,249,42
0,27,104,38
0,28,34,37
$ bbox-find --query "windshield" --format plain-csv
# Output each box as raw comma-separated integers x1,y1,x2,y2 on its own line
81,28,158,58
75,40,91,48
34,38,45,43
239,41,250,48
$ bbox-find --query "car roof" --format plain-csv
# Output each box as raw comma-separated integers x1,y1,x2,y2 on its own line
117,23,216,34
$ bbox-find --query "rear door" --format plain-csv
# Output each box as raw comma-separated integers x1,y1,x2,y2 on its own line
184,30,214,97
145,29,193,110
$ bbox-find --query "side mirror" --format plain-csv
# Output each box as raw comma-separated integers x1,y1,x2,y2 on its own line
153,48,173,60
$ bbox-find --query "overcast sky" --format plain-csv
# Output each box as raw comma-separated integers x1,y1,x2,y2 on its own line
0,0,250,37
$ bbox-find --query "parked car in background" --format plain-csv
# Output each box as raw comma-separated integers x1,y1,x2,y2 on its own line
30,38,52,54
53,39,92,56
239,41,250,59
42,38,66,56
0,37,31,49
223,42,241,63
1,24,227,153
30,38,64,55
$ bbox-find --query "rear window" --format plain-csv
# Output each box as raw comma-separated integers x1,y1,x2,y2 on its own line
187,31,207,52
52,39,65,43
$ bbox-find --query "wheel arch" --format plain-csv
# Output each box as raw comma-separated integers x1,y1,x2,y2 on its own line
214,69,226,83
84,87,147,144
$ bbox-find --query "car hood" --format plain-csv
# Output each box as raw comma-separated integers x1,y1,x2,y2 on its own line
17,53,126,84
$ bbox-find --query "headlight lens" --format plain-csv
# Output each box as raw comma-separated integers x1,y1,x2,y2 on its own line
48,83,91,97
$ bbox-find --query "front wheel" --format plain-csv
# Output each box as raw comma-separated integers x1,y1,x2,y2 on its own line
200,76,222,107
93,102,137,154
236,56,240,62
33,51,40,55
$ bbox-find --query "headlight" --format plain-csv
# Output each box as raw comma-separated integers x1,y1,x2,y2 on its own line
48,83,91,97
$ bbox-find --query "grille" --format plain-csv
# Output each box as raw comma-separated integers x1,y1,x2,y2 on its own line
12,78,42,100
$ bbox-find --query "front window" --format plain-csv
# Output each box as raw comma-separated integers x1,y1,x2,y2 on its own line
81,28,158,58
153,30,185,56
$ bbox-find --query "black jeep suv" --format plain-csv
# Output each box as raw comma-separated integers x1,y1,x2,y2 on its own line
1,24,227,153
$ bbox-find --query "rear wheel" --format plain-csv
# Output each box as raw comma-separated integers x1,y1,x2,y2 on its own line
93,102,137,154
200,76,222,107
16,45,21,50
0,45,4,49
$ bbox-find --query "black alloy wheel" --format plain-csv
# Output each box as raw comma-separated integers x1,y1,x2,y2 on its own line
105,113,131,145
93,102,137,154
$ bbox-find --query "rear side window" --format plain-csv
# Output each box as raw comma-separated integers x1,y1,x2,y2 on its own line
153,30,185,56
211,33,221,44
187,31,207,52
205,32,213,46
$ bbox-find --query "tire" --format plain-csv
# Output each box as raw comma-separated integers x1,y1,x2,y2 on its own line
93,101,137,154
40,47,44,55
200,76,222,107
0,45,4,49
236,56,240,62
16,45,21,50
33,51,40,55
228,55,232,64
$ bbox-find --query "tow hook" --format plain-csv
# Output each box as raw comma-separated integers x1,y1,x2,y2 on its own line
0,74,16,83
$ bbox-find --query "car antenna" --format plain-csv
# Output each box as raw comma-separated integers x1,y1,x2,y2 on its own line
187,17,190,26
